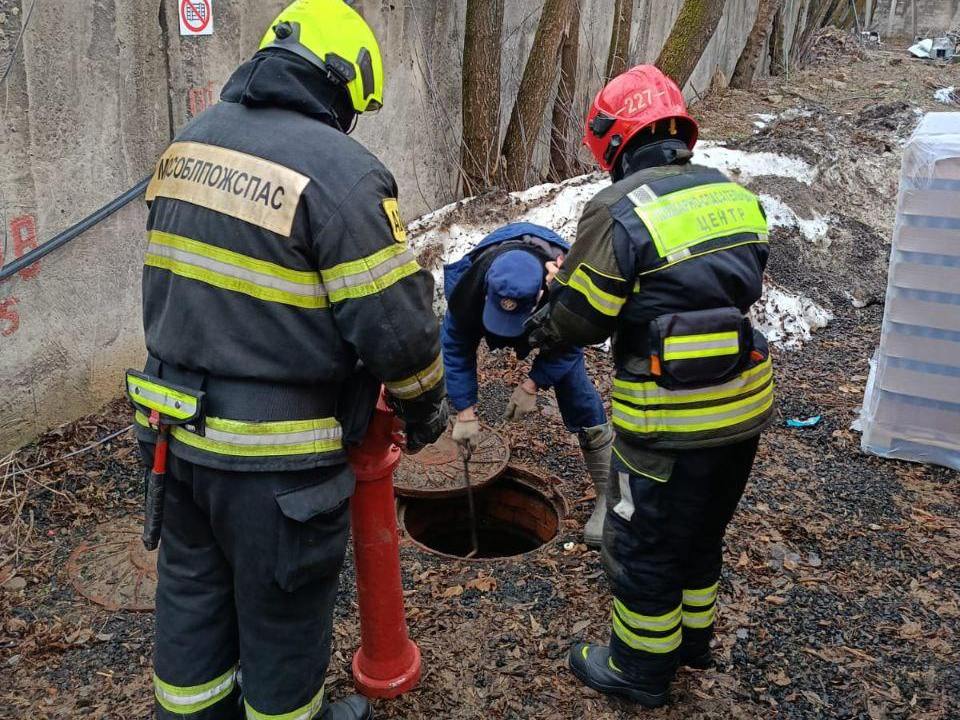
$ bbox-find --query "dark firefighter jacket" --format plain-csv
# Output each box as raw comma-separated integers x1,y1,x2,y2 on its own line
132,50,443,472
441,224,576,411
549,161,774,456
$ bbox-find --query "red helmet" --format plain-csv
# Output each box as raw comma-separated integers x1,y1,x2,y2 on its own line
583,65,699,172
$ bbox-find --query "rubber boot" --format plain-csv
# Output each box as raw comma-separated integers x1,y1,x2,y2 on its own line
320,695,373,720
568,643,669,707
578,423,613,548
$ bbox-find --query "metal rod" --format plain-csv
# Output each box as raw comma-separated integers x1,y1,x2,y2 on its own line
461,449,480,558
0,176,150,281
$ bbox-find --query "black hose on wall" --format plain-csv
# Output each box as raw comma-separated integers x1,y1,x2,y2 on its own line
0,176,151,282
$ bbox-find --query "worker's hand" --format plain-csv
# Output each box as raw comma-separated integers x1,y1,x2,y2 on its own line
452,407,481,453
503,380,537,422
403,399,449,455
545,254,565,285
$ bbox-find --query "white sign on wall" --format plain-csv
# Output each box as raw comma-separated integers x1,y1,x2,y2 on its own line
179,0,214,36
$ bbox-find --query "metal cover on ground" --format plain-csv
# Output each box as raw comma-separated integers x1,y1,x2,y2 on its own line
394,424,509,498
67,521,158,612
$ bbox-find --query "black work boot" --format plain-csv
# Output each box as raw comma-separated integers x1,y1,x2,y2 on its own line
679,647,714,670
569,643,669,707
320,694,373,720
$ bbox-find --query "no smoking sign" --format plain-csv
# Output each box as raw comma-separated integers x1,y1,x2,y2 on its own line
179,0,214,36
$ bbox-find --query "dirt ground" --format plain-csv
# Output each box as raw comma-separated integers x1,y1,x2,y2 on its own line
1,31,959,720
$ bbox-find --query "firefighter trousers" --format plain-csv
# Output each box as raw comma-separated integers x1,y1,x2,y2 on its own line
140,445,354,720
600,436,760,684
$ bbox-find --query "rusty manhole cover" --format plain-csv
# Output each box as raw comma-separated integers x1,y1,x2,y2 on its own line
67,521,158,611
394,424,509,498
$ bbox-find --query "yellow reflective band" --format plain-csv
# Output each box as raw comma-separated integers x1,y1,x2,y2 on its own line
146,231,328,309
613,358,772,406
245,686,324,720
663,331,740,361
639,238,769,276
127,375,198,420
611,446,670,482
321,244,420,303
634,182,768,258
682,605,717,629
155,666,237,715
613,382,774,434
611,612,682,654
565,265,627,317
135,412,343,457
614,599,681,631
385,354,444,400
683,582,719,607
581,645,589,661
608,656,623,673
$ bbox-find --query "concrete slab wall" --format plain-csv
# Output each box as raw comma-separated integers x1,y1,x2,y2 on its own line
0,0,773,453
870,0,960,36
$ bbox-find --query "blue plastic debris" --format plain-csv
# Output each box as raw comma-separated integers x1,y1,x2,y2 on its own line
787,416,822,428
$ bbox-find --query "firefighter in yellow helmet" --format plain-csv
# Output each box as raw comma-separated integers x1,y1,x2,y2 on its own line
130,2,444,719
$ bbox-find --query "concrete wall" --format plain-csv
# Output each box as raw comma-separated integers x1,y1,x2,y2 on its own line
0,0,769,453
870,0,960,36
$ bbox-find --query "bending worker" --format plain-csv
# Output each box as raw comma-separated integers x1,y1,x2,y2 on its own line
529,66,774,706
128,2,446,719
442,222,612,547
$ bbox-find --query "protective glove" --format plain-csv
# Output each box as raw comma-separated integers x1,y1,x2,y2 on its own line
503,383,537,422
452,417,481,453
403,399,449,455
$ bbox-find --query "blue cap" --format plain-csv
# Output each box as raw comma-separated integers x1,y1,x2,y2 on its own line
482,250,544,337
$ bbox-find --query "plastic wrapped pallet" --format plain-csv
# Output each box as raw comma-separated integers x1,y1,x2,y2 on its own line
861,113,960,471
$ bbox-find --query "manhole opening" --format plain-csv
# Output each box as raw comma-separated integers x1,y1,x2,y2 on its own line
398,467,563,560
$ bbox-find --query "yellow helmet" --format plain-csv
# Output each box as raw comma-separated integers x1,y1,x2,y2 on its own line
259,0,384,114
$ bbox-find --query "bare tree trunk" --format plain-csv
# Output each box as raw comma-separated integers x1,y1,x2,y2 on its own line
768,6,786,75
655,0,727,89
500,0,576,191
460,0,504,194
791,0,841,68
549,4,581,182
605,0,634,82
731,0,785,89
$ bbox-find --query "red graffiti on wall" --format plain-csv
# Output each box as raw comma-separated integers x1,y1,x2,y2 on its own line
0,214,40,339
188,83,216,117
0,297,19,337
10,215,40,279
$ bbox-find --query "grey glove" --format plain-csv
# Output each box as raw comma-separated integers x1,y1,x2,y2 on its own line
503,384,537,422
452,418,481,453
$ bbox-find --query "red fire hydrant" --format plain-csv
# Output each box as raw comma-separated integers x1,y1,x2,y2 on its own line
347,391,422,699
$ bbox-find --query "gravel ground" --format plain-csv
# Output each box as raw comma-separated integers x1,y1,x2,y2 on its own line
1,30,958,720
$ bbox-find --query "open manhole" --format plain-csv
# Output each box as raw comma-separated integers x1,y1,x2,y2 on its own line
394,423,509,498
398,466,566,560
67,521,158,611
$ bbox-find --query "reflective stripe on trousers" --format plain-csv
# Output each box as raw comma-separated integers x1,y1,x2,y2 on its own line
245,687,325,720
154,666,238,715
611,599,682,655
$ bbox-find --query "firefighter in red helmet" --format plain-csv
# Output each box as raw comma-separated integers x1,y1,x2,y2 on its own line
529,66,774,706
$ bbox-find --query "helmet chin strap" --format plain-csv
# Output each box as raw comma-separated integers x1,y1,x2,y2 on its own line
612,139,692,182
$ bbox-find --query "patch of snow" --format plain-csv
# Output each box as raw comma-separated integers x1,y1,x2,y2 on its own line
934,86,956,105
517,177,609,240
697,143,817,185
752,113,776,131
758,193,830,243
751,284,833,349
